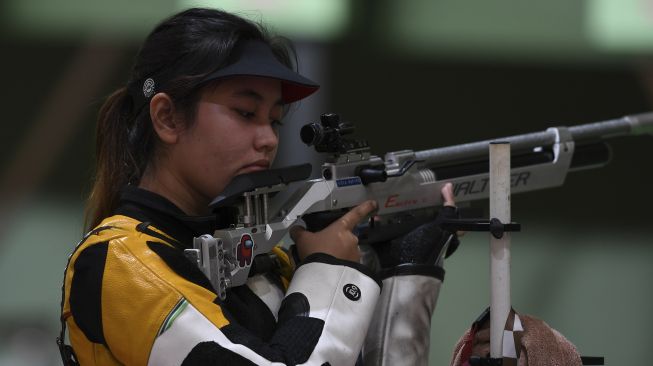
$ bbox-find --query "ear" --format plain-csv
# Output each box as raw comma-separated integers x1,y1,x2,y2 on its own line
149,93,180,144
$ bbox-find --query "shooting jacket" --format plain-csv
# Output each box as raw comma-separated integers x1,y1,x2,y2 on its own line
61,187,443,365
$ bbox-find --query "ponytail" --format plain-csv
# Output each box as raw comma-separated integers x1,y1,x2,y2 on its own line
85,88,136,231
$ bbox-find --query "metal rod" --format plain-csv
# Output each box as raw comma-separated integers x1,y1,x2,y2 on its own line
489,142,511,358
263,193,269,225
254,194,261,226
244,195,252,227
414,112,653,167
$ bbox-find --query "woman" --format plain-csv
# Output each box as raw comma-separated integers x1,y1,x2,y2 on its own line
59,8,457,366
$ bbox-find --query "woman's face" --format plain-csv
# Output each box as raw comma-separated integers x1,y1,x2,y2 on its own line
170,76,283,207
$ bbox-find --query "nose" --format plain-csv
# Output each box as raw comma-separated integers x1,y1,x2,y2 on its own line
253,123,279,153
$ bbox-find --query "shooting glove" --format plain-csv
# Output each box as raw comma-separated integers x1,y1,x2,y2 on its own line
362,206,460,366
374,205,459,271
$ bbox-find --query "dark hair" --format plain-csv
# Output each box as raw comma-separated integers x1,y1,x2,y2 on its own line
86,8,295,230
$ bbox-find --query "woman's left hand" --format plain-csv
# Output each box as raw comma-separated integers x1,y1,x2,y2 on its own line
375,182,461,268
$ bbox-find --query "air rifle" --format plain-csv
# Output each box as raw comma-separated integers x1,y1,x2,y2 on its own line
184,112,653,300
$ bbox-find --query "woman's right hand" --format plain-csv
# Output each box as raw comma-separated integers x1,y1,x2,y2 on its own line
289,200,378,263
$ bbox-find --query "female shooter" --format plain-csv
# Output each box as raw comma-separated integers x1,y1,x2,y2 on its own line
59,8,457,366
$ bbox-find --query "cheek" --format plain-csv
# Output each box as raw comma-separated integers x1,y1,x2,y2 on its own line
184,112,253,186
191,105,240,159
203,123,254,162
269,135,279,162
191,124,239,172
178,133,233,198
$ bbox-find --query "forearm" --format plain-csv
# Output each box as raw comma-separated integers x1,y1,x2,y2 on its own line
150,253,381,366
363,271,443,366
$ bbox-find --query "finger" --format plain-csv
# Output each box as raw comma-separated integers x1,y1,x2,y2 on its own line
441,182,456,207
338,200,378,230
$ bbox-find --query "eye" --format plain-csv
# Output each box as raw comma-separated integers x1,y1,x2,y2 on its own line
271,119,284,128
235,109,256,119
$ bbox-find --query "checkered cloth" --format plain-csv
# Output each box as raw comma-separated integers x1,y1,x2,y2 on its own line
450,308,583,366
501,310,524,366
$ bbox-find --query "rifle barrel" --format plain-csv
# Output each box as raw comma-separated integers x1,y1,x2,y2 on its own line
568,112,653,140
414,112,653,167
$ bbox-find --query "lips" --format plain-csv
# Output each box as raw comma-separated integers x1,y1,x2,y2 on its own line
238,159,270,174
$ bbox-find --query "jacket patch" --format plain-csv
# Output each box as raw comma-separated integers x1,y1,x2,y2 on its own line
343,284,361,301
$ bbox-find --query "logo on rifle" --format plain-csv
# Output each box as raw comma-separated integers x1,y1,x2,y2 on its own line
237,234,254,267
336,177,362,187
384,194,419,208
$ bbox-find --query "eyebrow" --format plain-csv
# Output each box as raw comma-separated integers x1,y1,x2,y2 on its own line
232,89,284,106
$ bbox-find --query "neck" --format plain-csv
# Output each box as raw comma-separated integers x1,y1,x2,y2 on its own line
138,163,209,216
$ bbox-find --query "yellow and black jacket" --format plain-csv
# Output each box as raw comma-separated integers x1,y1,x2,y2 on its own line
60,187,383,365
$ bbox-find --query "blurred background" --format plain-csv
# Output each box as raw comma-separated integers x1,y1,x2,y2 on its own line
1,0,652,364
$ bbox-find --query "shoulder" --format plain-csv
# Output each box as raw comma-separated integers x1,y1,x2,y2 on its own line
63,215,231,363
66,215,225,318
68,215,179,272
64,215,182,314
67,215,215,297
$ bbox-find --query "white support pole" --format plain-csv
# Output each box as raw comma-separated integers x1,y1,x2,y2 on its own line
489,142,511,358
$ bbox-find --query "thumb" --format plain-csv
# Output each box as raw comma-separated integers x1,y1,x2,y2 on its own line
441,182,456,207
